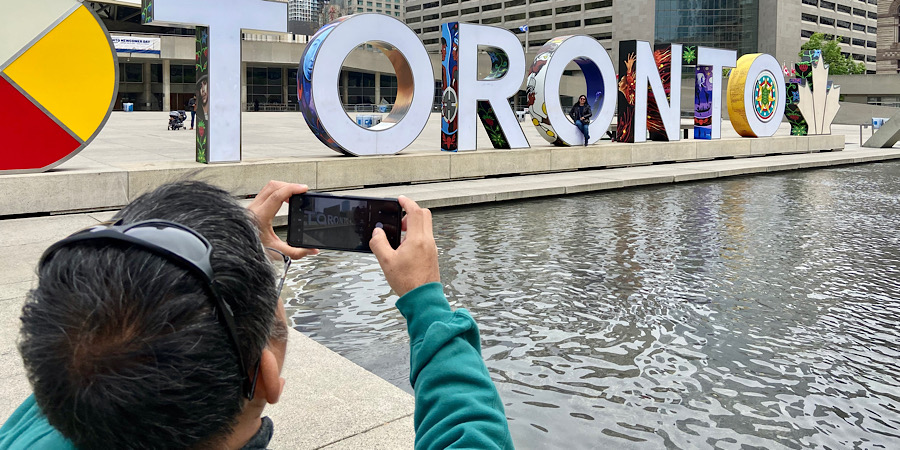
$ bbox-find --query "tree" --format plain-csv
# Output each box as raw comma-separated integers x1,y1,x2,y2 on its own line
799,33,866,75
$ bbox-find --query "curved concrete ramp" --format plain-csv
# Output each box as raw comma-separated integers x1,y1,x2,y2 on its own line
863,111,900,148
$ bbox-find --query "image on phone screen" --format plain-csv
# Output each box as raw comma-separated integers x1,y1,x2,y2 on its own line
288,194,401,252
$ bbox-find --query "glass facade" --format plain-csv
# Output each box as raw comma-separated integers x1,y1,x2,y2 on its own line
344,71,376,105
246,66,284,105
655,0,760,57
379,74,398,104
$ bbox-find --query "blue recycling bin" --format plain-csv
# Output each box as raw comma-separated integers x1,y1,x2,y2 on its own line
123,103,134,112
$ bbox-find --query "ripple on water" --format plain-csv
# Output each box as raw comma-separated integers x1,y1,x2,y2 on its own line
282,162,900,449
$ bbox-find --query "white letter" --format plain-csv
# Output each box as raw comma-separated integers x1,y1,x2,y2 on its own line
300,14,433,156
148,0,286,163
634,42,682,142
457,23,528,151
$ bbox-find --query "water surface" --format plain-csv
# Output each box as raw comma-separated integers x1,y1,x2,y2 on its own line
283,162,900,449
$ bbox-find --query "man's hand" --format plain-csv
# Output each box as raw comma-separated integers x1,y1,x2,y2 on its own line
247,180,320,260
370,196,440,297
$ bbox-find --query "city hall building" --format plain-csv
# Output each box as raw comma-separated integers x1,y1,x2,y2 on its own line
87,0,896,113
404,0,880,72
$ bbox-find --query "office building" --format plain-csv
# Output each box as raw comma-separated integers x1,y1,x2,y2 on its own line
404,0,652,60
85,0,895,113
289,0,321,22
797,0,879,73
348,0,405,18
876,0,900,74
404,0,879,72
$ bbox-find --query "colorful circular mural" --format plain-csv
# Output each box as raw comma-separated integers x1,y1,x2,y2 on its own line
0,0,117,173
753,71,777,122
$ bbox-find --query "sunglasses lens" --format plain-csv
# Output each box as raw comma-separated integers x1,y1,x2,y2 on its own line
125,225,209,262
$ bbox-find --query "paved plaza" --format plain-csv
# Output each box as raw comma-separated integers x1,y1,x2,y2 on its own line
1,111,899,448
49,111,880,172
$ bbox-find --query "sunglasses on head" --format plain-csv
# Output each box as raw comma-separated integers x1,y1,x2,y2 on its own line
39,219,291,400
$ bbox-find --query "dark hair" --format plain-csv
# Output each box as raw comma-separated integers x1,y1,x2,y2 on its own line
19,181,281,449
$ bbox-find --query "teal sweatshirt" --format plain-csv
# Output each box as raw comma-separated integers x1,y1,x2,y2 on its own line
397,282,514,450
0,395,73,449
0,283,513,449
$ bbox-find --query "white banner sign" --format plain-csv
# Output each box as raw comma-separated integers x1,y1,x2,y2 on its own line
111,35,161,55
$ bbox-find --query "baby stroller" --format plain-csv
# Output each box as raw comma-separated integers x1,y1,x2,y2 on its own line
168,110,187,130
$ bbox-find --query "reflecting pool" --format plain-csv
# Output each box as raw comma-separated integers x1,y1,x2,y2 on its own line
282,161,900,449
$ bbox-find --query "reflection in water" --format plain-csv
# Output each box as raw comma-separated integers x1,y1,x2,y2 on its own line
283,162,900,449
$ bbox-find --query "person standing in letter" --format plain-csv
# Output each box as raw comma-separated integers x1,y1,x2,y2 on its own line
570,95,592,146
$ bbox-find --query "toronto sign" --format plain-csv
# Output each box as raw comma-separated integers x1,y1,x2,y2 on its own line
0,0,838,172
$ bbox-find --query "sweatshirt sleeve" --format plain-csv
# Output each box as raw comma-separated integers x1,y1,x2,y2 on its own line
395,283,514,450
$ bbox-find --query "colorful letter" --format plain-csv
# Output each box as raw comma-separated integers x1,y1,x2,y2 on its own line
727,53,785,138
696,47,736,140
440,23,460,152
525,35,616,146
616,41,682,143
796,53,840,135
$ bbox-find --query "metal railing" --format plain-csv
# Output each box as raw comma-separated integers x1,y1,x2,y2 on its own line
243,103,300,112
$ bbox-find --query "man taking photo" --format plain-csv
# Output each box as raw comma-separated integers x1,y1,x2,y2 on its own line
0,180,513,449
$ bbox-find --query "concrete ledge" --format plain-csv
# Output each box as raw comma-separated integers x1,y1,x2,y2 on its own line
124,160,319,200
807,134,844,152
0,135,851,216
317,154,450,190
321,147,900,214
632,141,697,164
751,136,801,155
448,148,552,179
0,171,128,215
550,144,631,170
697,139,751,159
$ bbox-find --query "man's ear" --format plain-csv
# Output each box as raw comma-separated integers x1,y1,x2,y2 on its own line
255,348,285,405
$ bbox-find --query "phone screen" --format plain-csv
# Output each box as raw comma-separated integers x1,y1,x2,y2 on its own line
288,194,401,252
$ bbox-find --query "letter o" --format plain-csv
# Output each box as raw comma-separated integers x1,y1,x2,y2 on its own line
525,35,616,146
298,14,433,156
726,53,786,138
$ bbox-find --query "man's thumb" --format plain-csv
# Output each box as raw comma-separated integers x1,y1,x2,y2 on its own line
369,227,392,261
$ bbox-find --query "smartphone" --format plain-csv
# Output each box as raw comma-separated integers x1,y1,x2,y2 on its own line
287,193,402,253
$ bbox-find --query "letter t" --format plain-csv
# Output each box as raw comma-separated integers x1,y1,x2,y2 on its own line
697,47,737,140
143,0,286,163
